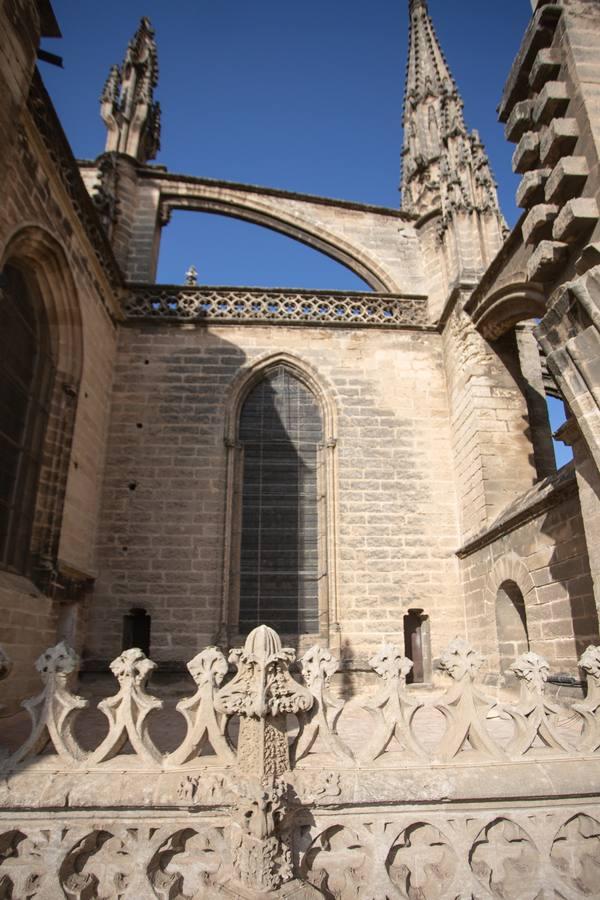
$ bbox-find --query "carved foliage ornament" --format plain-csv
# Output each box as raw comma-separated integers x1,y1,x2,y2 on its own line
90,647,163,765
360,644,424,763
505,651,571,757
216,625,313,719
10,641,88,767
169,646,234,766
576,645,600,753
435,639,502,761
294,646,353,764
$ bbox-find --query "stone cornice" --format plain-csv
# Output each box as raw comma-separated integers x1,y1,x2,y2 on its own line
27,70,124,306
457,464,577,558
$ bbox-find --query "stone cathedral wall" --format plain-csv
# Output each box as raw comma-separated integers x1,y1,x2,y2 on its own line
460,473,598,678
87,323,463,671
0,79,120,713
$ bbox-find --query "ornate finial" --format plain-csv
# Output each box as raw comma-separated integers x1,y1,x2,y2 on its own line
100,18,161,163
184,265,198,286
400,0,503,227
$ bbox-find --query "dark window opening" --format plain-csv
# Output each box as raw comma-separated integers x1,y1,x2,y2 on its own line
403,610,430,684
238,366,323,634
122,607,151,656
0,265,55,573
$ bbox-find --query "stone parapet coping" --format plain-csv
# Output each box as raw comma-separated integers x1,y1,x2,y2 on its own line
457,463,577,558
2,756,599,811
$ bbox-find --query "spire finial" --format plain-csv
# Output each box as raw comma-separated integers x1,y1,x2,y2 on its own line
100,18,161,163
400,0,503,226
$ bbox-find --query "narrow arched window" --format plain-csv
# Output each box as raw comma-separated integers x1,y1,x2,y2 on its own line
238,366,323,634
0,265,54,573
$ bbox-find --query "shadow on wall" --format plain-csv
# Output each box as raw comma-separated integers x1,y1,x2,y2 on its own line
86,325,247,668
539,469,600,666
87,331,327,668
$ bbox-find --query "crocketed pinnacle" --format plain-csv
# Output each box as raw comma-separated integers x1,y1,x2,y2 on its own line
400,0,502,224
100,17,161,164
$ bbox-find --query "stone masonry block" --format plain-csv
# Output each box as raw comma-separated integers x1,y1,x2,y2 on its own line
540,119,579,167
576,242,600,275
505,100,534,143
522,203,559,244
526,240,569,281
553,198,599,243
513,132,540,174
529,47,562,91
533,81,569,125
517,169,551,209
545,156,589,204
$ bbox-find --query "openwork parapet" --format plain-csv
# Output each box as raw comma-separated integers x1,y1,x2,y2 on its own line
124,285,429,328
2,628,600,898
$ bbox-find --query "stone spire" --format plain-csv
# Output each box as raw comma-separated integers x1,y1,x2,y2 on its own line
400,0,502,225
100,17,161,163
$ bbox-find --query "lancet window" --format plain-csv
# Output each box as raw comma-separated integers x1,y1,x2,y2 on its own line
237,366,323,635
0,265,55,573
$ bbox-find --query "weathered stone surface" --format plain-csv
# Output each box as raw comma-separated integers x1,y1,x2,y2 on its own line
553,197,599,243
545,155,589,204
513,131,540,173
529,46,562,91
526,239,569,281
532,80,570,125
516,167,550,208
505,99,534,143
522,203,559,244
539,118,580,167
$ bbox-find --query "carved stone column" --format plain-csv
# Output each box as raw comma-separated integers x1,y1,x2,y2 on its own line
216,625,322,897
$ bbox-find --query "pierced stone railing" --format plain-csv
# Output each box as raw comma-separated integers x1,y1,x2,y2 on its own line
124,284,429,328
1,628,600,898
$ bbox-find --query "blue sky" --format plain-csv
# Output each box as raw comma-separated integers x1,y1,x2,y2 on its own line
42,0,530,289
40,1,571,462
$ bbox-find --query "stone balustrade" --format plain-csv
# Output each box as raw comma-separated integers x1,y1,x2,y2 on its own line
124,285,428,329
2,630,599,772
1,626,600,898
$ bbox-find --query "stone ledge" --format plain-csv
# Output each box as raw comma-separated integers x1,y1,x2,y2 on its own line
457,464,577,558
513,131,540,174
545,156,589,204
540,118,580,168
529,47,562,92
526,239,569,281
522,203,559,244
517,168,550,209
576,242,600,276
553,198,599,243
499,4,562,123
2,754,600,810
532,80,569,125
505,100,534,143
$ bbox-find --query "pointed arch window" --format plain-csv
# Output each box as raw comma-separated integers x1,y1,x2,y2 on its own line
0,265,55,573
237,366,324,635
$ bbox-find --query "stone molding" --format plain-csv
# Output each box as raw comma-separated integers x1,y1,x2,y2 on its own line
27,71,123,299
457,464,577,557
